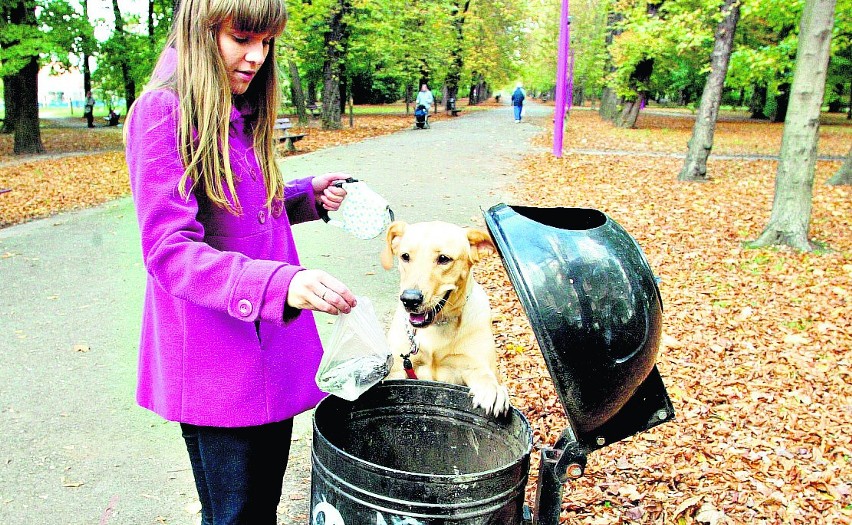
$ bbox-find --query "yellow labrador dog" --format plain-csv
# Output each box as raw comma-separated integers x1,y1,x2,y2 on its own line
381,221,511,416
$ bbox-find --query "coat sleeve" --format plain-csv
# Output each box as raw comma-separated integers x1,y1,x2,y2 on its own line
125,90,301,325
283,177,321,225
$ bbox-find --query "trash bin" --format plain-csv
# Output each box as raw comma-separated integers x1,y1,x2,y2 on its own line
309,203,674,525
311,380,532,524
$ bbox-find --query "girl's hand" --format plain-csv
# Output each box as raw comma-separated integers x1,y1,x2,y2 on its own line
312,172,351,212
287,269,357,315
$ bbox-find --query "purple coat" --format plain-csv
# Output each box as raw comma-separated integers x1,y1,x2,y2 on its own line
125,89,326,427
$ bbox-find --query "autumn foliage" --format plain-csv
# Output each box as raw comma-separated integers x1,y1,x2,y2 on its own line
0,112,443,227
483,109,851,524
1,108,850,524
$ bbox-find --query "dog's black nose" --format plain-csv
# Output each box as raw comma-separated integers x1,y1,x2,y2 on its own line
400,289,423,310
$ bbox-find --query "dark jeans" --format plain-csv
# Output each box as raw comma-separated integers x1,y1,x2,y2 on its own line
181,419,294,525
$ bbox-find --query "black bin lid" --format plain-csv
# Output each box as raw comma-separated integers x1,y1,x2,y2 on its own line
483,204,673,450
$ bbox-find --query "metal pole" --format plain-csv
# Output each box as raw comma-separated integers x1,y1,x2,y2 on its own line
552,0,571,157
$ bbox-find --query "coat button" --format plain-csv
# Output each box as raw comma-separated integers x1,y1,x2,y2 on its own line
257,209,267,224
271,200,284,218
237,299,253,317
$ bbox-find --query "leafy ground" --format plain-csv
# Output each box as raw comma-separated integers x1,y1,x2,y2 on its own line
0,108,451,227
482,109,851,524
1,105,850,524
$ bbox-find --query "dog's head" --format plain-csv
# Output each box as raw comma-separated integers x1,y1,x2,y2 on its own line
380,221,495,328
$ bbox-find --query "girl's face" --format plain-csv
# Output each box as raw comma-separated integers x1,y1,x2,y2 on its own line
216,17,276,95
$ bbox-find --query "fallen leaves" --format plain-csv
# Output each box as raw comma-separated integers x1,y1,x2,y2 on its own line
477,110,851,524
0,111,449,228
0,151,129,228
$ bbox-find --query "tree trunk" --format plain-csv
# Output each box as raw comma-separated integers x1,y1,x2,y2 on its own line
615,95,643,128
827,83,844,112
14,56,44,154
771,82,791,122
2,76,19,134
613,57,654,128
307,81,317,106
9,1,43,153
287,60,308,124
749,85,768,119
444,0,471,111
575,86,585,107
847,81,851,119
599,87,618,121
751,0,837,252
148,0,155,44
338,75,347,116
112,0,136,110
82,0,92,97
827,145,851,185
678,0,741,182
321,0,350,130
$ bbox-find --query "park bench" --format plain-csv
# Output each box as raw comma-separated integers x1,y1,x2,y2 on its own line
274,117,306,152
306,103,321,119
448,97,463,116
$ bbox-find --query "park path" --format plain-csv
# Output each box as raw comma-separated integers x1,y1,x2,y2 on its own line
0,102,548,525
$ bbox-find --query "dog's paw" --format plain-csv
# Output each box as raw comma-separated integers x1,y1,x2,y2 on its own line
469,383,511,417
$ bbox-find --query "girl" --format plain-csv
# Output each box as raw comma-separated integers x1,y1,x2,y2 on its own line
124,0,357,523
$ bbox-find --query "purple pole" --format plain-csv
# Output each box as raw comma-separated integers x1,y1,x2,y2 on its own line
552,0,571,157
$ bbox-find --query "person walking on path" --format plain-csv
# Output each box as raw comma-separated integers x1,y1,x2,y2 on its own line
83,91,95,128
123,1,357,523
511,83,525,123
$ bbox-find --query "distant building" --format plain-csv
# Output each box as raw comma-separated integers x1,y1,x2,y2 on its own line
38,64,87,114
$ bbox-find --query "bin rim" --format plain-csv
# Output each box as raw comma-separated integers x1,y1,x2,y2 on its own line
312,380,533,482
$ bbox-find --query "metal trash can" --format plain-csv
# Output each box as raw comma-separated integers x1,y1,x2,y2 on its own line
309,204,674,525
311,380,532,524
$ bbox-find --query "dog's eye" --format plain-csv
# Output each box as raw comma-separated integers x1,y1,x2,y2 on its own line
437,254,453,265
401,253,410,262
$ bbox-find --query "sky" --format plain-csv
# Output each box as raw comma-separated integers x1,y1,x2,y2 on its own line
82,0,149,41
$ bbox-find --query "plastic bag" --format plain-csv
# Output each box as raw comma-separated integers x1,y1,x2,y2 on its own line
315,296,393,401
324,179,394,240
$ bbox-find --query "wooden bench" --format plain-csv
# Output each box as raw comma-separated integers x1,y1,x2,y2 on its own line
306,104,321,119
274,118,306,152
450,108,463,116
103,112,120,126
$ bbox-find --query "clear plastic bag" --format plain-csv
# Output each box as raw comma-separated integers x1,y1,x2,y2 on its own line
315,296,393,401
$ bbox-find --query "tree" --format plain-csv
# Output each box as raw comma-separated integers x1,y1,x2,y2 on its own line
321,0,351,129
1,0,44,153
286,55,309,124
109,0,136,109
444,0,471,111
827,146,851,185
678,0,741,182
751,0,837,252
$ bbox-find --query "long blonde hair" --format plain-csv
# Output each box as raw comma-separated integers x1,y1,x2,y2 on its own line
128,0,288,214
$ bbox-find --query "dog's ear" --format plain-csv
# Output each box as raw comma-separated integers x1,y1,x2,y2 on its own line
381,221,408,270
467,228,496,264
